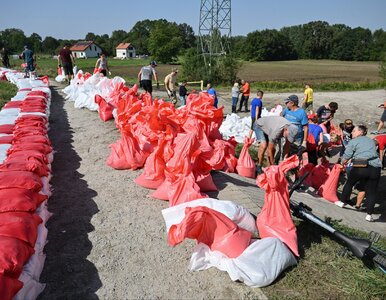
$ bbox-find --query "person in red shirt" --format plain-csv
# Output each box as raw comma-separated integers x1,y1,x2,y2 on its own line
58,44,76,82
374,134,386,168
237,79,250,113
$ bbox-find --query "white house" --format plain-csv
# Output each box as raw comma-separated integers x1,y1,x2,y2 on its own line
116,43,136,59
70,41,102,58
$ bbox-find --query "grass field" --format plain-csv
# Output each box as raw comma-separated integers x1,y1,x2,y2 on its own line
8,57,386,92
0,81,18,109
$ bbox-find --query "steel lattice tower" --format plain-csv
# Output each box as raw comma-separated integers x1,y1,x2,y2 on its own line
199,0,231,72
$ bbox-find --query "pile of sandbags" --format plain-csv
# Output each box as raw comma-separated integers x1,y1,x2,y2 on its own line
0,68,53,300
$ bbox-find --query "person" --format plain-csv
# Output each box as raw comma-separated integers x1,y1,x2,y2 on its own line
138,61,158,95
339,119,354,148
282,95,308,157
237,79,250,112
206,83,218,108
302,83,314,113
95,53,109,76
248,90,264,142
58,44,76,82
20,45,35,77
339,125,382,222
231,81,240,113
0,47,10,68
164,68,178,104
179,81,188,106
307,113,324,165
374,134,386,169
254,116,299,174
370,100,386,134
316,101,338,133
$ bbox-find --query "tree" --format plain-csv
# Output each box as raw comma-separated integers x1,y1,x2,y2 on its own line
230,35,247,59
371,29,386,61
42,36,59,55
379,52,386,79
85,32,96,41
128,19,155,55
302,21,333,59
148,21,182,63
178,23,196,49
0,28,27,53
28,33,42,53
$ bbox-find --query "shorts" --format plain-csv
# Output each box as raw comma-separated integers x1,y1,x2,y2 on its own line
302,101,313,112
63,62,74,76
254,125,268,143
381,109,386,122
100,69,107,76
140,80,152,94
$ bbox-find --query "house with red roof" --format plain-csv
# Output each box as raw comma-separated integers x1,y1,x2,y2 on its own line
70,41,102,58
116,43,136,59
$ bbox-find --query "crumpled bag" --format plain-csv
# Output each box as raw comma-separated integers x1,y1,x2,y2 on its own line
95,94,113,121
309,164,330,190
0,274,23,300
236,137,256,178
256,155,299,256
168,206,252,258
318,164,342,202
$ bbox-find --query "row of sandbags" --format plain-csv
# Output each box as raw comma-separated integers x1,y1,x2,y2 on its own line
0,68,53,300
61,70,298,287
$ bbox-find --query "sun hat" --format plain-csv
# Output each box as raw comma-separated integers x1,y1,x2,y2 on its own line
284,95,299,105
286,124,299,143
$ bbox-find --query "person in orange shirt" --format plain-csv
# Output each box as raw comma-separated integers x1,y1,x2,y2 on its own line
237,79,250,112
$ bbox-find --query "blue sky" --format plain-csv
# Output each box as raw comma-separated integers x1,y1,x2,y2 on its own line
1,0,386,39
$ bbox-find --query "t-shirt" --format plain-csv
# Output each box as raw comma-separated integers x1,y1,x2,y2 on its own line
282,107,308,140
22,49,34,64
316,105,333,122
179,85,187,97
308,123,323,144
231,86,240,98
343,136,381,168
251,97,263,119
241,82,250,96
207,88,218,107
374,134,386,150
304,87,313,103
59,48,73,64
140,65,156,81
256,116,292,143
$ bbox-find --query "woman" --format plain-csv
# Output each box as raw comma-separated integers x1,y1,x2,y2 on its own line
231,81,240,113
339,125,382,222
95,53,109,76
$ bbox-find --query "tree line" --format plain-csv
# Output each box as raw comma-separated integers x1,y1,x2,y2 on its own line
0,20,385,63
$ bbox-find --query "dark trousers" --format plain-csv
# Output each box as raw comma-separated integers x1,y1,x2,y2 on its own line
341,166,381,214
238,95,249,111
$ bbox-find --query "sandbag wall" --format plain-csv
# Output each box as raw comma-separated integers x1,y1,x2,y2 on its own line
0,68,53,300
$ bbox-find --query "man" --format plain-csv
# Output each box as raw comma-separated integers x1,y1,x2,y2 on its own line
179,80,188,106
0,47,10,68
282,95,309,157
302,83,314,113
21,46,35,77
371,100,386,134
138,61,158,95
248,90,264,142
58,44,76,82
164,68,178,104
316,101,338,133
254,116,299,173
237,79,250,112
206,83,218,108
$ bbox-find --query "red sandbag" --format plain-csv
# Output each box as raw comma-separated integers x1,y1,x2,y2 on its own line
0,274,23,300
15,115,47,125
7,143,52,155
0,124,15,134
0,212,42,247
95,95,113,122
298,163,315,187
0,236,34,278
236,137,256,178
0,188,46,213
256,155,299,256
0,158,49,177
28,90,48,98
195,172,218,192
3,101,23,109
6,150,49,165
169,206,252,258
0,171,43,192
310,164,330,190
318,164,342,202
0,135,13,144
13,135,50,145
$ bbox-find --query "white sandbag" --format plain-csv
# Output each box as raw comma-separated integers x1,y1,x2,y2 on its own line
219,114,253,143
162,198,257,235
12,91,30,100
40,176,52,197
32,87,51,99
19,112,48,118
34,224,48,254
0,114,18,125
0,144,11,163
36,206,53,225
15,272,45,300
55,74,66,82
0,108,20,116
22,252,46,281
189,237,297,287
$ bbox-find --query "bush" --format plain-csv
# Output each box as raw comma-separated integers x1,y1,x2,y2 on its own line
379,52,386,79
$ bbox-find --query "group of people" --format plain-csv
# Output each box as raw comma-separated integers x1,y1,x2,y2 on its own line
244,84,385,222
231,80,251,113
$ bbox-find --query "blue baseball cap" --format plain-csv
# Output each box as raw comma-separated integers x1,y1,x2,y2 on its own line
150,61,157,66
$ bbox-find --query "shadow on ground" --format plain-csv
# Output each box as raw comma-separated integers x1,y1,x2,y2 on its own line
38,85,101,299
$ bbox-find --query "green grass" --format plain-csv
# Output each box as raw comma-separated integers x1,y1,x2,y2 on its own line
0,81,17,109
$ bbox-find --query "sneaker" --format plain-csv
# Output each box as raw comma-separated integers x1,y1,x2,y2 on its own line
365,214,374,222
370,131,379,135
335,201,346,208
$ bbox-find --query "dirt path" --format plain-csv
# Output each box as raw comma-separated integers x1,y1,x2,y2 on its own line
38,85,385,299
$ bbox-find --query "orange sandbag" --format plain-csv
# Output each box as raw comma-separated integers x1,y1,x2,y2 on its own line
0,274,23,300
0,236,34,278
0,212,42,247
256,155,299,256
0,188,47,213
318,164,342,202
195,172,218,192
298,163,315,187
0,171,43,192
168,206,252,258
236,137,256,178
95,95,113,122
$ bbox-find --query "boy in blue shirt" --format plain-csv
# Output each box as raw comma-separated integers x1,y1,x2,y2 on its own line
248,90,264,173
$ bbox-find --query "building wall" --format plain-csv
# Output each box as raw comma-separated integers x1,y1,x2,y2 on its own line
72,44,101,58
116,48,136,58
